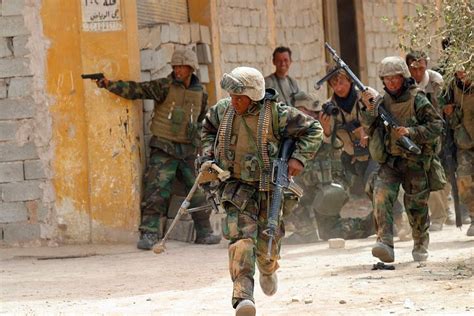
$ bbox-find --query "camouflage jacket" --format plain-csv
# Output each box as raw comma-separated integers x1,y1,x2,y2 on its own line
297,142,343,188
360,86,443,162
106,73,208,158
439,80,474,149
201,95,323,177
439,80,473,129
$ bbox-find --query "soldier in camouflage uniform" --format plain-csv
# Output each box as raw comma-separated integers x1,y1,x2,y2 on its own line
361,56,444,263
406,51,453,231
94,49,220,250
441,70,474,236
284,91,374,244
319,68,376,191
200,67,322,315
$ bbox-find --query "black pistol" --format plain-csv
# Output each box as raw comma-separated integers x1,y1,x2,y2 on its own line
81,73,104,80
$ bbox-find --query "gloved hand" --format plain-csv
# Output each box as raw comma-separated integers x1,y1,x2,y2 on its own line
195,155,215,173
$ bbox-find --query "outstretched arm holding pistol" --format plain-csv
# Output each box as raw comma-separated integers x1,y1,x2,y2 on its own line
81,73,109,88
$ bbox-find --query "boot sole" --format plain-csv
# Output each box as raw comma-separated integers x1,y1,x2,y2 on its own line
372,247,394,263
235,304,256,316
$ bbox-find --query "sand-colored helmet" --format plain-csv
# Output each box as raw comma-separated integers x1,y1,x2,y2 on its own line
220,66,265,101
378,56,411,79
293,91,321,111
170,49,199,71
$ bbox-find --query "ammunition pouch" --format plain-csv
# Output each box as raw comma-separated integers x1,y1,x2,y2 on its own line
369,125,388,163
220,180,257,218
427,155,447,192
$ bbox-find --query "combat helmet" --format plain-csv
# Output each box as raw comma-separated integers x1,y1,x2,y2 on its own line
293,91,321,112
378,56,411,79
171,48,199,71
220,67,265,101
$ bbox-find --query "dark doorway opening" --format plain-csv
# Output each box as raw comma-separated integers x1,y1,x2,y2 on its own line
336,0,360,78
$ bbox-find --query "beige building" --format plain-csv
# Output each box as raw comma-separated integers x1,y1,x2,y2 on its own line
0,0,440,246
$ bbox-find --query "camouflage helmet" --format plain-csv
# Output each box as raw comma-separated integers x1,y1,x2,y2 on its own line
313,183,349,216
171,49,199,71
378,56,411,79
220,66,265,101
294,91,321,111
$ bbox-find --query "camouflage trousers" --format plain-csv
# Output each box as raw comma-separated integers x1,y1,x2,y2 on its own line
219,180,285,307
287,193,374,241
140,147,211,237
428,182,451,224
373,157,430,247
457,149,474,216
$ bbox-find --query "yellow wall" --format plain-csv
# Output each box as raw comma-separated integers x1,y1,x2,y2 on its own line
41,1,142,243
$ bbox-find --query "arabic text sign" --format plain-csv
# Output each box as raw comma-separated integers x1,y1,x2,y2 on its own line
82,0,122,32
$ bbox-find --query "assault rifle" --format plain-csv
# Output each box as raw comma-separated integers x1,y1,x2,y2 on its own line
315,42,421,155
443,97,462,227
263,138,303,260
81,73,105,80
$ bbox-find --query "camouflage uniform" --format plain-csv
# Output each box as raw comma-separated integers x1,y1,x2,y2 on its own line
327,86,372,182
201,68,322,309
361,57,444,262
440,77,474,235
288,142,374,242
407,56,450,229
104,51,217,246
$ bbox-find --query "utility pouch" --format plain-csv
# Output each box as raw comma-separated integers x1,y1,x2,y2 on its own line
428,156,447,191
240,154,260,182
369,125,388,163
170,107,185,134
220,181,257,215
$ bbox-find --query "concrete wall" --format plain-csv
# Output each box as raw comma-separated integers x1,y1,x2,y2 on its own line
1,0,143,246
362,0,441,91
0,0,50,246
215,0,327,101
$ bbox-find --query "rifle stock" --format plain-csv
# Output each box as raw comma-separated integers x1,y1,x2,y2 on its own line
444,113,462,227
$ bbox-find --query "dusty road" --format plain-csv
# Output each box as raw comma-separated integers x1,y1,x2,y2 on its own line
1,223,473,315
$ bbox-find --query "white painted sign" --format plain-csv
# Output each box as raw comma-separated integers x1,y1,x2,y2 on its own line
82,0,122,32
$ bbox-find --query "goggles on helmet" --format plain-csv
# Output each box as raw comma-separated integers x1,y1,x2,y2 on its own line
220,73,252,95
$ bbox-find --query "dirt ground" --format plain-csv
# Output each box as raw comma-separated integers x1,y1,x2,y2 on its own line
1,214,473,316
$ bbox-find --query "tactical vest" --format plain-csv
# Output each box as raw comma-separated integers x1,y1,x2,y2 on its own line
454,85,474,148
383,88,418,156
215,101,278,191
150,84,202,144
332,93,368,160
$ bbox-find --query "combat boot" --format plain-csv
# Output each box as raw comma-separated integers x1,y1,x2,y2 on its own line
137,232,159,250
466,222,474,237
371,242,395,263
430,222,443,232
412,245,428,261
259,273,278,296
445,209,455,225
235,299,256,316
195,233,221,244
412,238,429,262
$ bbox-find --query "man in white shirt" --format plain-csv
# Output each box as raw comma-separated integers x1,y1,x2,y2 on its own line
265,46,300,107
